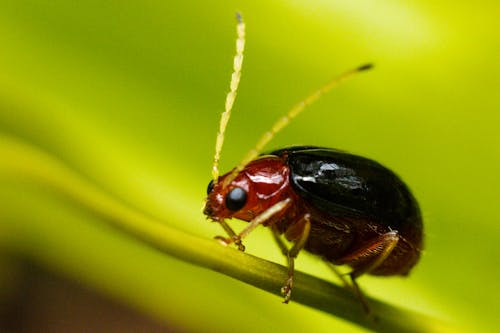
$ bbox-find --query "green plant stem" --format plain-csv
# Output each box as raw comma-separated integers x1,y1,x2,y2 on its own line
0,135,455,333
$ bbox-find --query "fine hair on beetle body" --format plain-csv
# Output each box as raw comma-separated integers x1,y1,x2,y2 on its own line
203,13,423,312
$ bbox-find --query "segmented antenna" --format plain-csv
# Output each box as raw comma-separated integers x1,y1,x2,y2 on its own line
211,13,246,183
223,63,373,186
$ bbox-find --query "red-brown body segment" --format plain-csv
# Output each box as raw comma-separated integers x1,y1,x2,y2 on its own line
205,156,297,223
204,152,422,278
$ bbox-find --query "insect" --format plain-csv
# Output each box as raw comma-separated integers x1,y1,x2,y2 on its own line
203,14,423,309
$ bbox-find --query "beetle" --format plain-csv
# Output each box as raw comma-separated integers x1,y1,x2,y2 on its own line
203,14,423,308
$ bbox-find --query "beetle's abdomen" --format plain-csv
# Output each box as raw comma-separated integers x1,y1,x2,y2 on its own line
271,146,423,276
299,210,422,276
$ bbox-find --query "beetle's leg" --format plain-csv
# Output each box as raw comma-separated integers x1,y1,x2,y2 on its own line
270,226,288,256
323,260,351,289
334,230,400,313
336,230,400,278
281,214,311,303
218,199,292,251
214,219,245,251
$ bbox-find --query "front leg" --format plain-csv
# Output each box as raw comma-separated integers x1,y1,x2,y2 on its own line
214,219,245,251
215,199,292,251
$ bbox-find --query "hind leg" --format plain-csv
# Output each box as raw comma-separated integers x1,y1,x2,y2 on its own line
332,230,400,313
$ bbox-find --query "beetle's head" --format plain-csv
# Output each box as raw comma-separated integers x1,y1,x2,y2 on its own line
204,156,289,222
203,172,250,222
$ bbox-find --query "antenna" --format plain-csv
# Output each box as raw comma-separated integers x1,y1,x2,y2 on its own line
211,13,245,183
223,63,373,186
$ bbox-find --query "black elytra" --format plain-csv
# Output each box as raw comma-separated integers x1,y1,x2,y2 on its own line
269,146,421,230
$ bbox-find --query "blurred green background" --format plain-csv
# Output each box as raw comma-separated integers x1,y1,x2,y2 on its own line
0,0,498,332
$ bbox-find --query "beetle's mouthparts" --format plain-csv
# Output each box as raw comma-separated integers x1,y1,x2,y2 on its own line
203,203,222,222
203,203,213,217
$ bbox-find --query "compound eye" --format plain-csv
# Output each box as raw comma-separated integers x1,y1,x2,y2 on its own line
206,180,215,194
225,187,247,211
